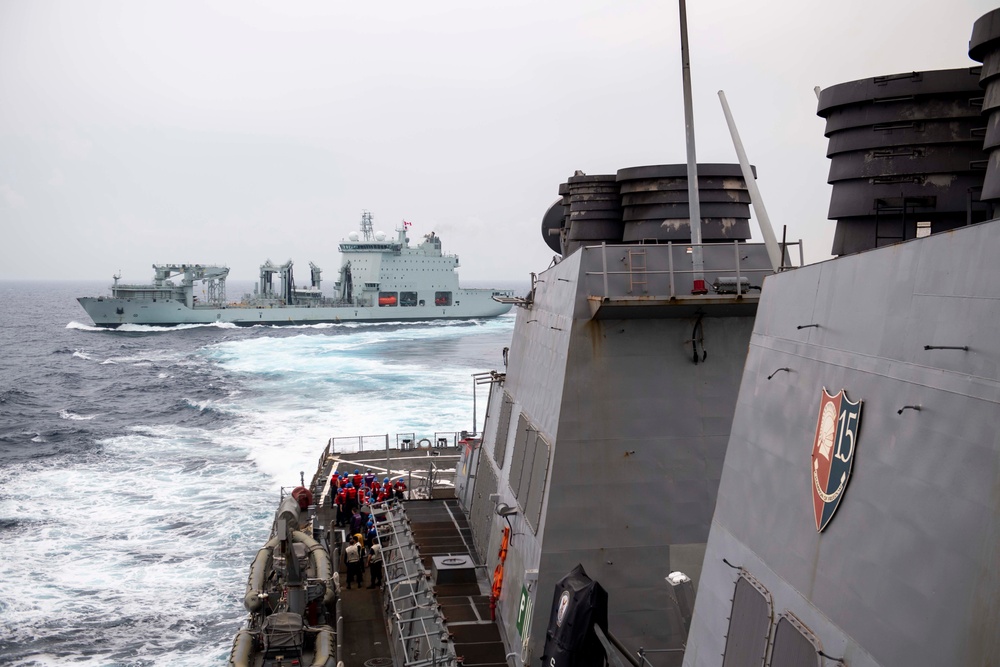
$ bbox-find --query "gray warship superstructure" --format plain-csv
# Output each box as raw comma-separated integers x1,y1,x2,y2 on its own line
77,212,512,327
682,10,1000,667
231,7,1000,667
406,9,1000,667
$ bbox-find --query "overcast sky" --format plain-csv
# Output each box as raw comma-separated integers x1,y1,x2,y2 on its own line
1,0,995,284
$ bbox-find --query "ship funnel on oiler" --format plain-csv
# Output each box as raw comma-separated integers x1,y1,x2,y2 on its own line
816,68,991,256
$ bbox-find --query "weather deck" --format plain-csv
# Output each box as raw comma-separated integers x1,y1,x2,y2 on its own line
320,448,507,665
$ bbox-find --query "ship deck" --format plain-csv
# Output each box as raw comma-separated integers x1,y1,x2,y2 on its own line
321,449,507,666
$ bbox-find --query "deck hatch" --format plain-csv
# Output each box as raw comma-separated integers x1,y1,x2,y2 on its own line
721,574,772,667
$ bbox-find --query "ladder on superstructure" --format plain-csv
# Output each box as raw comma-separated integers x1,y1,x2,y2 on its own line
627,249,648,294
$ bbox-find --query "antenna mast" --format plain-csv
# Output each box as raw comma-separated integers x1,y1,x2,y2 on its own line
360,211,374,242
678,0,706,293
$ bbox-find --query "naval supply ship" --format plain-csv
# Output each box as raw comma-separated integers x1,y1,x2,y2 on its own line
76,212,512,328
226,6,1000,667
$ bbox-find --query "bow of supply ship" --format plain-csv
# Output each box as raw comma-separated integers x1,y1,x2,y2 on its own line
77,212,512,328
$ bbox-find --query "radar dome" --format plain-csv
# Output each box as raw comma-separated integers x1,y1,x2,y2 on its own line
375,231,386,241
348,231,360,241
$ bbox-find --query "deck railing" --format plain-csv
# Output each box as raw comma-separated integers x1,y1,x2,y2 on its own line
327,431,469,454
583,240,803,300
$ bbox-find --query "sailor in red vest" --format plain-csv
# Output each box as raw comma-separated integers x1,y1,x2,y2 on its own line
370,478,381,495
335,487,347,525
376,485,390,503
393,477,407,500
345,482,358,514
352,469,363,488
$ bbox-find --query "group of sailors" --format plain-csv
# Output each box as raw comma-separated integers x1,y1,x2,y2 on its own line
332,469,407,521
333,469,407,591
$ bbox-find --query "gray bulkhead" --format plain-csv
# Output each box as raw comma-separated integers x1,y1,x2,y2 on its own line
684,221,1000,667
463,243,769,664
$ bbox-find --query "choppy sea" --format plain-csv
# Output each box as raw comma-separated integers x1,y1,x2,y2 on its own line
0,279,518,666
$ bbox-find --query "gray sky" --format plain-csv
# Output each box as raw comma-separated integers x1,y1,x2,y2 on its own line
1,0,995,283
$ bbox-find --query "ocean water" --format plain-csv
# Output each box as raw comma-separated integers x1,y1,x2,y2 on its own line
0,280,517,666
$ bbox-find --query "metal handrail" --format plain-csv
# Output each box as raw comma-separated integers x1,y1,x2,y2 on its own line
583,240,802,300
328,432,469,454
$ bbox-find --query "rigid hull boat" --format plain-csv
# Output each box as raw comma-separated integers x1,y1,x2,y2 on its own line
77,213,512,328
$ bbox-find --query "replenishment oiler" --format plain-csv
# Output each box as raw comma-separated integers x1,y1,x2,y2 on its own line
76,212,513,328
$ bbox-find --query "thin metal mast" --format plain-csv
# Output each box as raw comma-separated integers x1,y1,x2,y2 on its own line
678,0,706,293
718,90,782,271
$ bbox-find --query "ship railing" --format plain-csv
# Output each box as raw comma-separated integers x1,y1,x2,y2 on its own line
375,502,459,666
321,432,470,500
326,432,469,455
583,240,804,300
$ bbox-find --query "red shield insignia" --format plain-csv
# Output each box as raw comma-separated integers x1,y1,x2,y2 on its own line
811,388,862,532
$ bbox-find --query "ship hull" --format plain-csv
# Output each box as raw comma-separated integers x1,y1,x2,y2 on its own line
77,291,511,327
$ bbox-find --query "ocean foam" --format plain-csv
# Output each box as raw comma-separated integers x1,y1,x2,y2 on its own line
4,313,514,664
58,410,98,421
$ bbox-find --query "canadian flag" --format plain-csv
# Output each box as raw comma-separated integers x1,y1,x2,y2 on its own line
403,220,413,228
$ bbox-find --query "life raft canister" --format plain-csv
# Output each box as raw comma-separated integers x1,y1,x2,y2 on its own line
378,295,397,306
291,486,313,510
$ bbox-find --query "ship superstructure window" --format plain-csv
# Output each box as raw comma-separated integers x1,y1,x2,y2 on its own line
493,392,514,466
400,291,417,307
722,574,772,667
508,413,550,533
916,220,931,238
435,291,452,306
768,615,820,667
378,292,397,307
